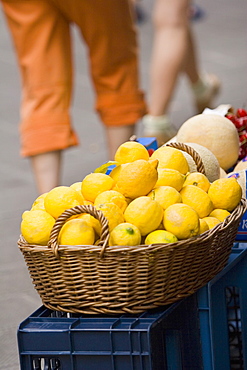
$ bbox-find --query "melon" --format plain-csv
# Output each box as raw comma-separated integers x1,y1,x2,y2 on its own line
219,167,227,178
165,136,177,144
176,114,239,171
179,142,220,182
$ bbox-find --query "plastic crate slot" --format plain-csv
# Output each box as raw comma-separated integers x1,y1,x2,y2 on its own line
33,356,66,370
32,357,61,370
25,355,72,370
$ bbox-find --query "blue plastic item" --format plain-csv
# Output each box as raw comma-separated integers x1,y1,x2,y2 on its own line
197,246,247,369
17,297,203,370
136,137,158,155
17,246,247,370
105,164,117,175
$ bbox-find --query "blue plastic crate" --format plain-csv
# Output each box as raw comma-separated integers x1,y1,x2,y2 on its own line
17,247,247,370
18,296,203,370
197,245,247,370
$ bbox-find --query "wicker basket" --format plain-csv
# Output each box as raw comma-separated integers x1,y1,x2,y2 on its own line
18,143,247,315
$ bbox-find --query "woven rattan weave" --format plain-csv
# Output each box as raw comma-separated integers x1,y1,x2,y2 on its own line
18,143,247,314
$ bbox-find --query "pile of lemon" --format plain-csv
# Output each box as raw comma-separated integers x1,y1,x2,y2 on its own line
21,141,242,247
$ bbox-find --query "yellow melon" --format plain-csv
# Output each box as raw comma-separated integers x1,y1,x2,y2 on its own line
176,114,239,171
180,143,220,182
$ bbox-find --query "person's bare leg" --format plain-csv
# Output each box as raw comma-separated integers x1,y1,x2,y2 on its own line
148,0,190,116
182,27,200,84
142,0,189,146
30,151,62,194
183,26,221,113
105,125,135,160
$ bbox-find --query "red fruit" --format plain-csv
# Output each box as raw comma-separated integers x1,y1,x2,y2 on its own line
239,133,247,144
239,128,246,135
239,146,247,159
225,113,237,124
236,108,247,118
235,117,247,130
238,116,247,126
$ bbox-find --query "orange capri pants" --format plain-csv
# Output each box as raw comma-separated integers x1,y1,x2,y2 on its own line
1,0,146,157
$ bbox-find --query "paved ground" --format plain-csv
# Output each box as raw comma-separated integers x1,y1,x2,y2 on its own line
0,0,247,368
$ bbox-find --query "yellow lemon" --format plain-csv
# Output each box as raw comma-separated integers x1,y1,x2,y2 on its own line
144,230,178,244
83,200,94,205
30,192,48,211
202,216,221,230
109,164,128,186
70,181,83,192
58,219,95,245
94,190,128,212
114,141,150,164
81,173,114,203
148,186,182,210
44,186,81,219
115,159,158,199
155,168,185,191
163,203,200,240
199,218,209,234
21,210,30,219
109,222,141,246
151,146,189,174
76,214,101,238
70,182,84,204
208,178,242,211
209,209,231,222
183,172,211,192
124,196,163,236
95,202,125,232
180,185,214,218
21,210,55,245
227,170,247,198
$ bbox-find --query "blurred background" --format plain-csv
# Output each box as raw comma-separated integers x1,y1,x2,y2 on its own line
0,0,246,368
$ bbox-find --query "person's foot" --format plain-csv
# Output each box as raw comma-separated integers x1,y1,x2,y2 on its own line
142,114,177,147
192,73,221,114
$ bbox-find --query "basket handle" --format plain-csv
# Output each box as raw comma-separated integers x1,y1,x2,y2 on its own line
165,142,206,175
48,204,110,259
